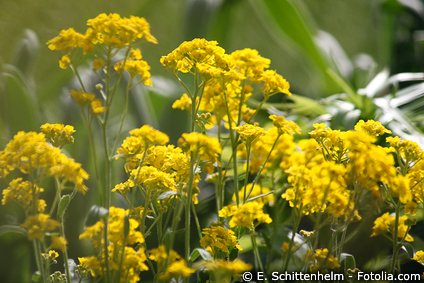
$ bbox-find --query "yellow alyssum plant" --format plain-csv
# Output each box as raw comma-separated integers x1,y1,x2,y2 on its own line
1,12,423,283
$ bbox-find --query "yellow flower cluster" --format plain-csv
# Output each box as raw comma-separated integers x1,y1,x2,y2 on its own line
116,124,169,171
0,131,88,193
247,128,295,173
354,119,392,137
40,123,75,147
172,93,192,111
197,259,252,279
371,212,414,242
114,48,152,85
79,207,148,283
413,250,424,263
160,38,227,74
282,160,352,218
149,245,194,280
162,39,291,129
219,201,272,229
115,126,207,206
1,178,45,212
21,213,60,240
235,123,266,144
85,13,157,47
200,224,241,256
48,13,157,71
178,132,221,173
70,90,106,115
307,248,340,272
305,120,424,220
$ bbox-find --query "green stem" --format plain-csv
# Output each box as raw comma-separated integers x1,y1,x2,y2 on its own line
185,154,196,262
243,143,251,203
222,91,240,206
283,210,302,271
191,202,202,240
33,240,47,283
245,134,281,200
251,231,265,272
390,203,400,273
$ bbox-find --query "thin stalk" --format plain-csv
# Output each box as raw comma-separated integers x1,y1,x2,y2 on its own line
191,202,202,240
390,203,400,273
245,134,281,200
242,143,251,203
222,91,240,206
283,210,302,271
251,232,265,272
141,189,151,234
33,240,47,283
185,154,196,262
111,78,132,155
60,219,72,283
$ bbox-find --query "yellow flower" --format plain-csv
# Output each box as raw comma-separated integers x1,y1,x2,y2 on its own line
163,260,195,280
282,160,352,218
219,202,272,229
109,207,144,245
197,259,252,276
114,48,152,85
78,256,102,277
59,54,71,69
387,136,424,169
21,214,60,240
149,245,194,280
371,212,414,242
130,166,176,194
172,93,192,111
354,120,391,137
234,123,266,144
413,250,424,263
260,70,291,96
79,207,148,282
269,114,301,135
48,250,59,261
308,248,340,272
247,128,294,173
0,131,89,193
344,131,396,194
1,178,44,211
40,123,75,147
47,28,88,52
228,48,270,81
92,57,105,71
388,175,412,204
70,90,96,106
178,132,221,173
51,236,68,252
85,13,158,48
90,99,106,114
160,38,227,74
200,224,241,256
116,125,169,170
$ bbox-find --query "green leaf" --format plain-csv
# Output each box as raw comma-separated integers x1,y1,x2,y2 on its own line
0,225,26,237
85,205,108,226
340,252,356,271
189,248,212,263
158,190,177,200
57,194,72,219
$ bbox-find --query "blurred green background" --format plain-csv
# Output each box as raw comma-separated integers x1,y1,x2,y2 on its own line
1,0,424,282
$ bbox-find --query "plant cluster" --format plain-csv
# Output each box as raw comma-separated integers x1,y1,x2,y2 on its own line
1,13,423,283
